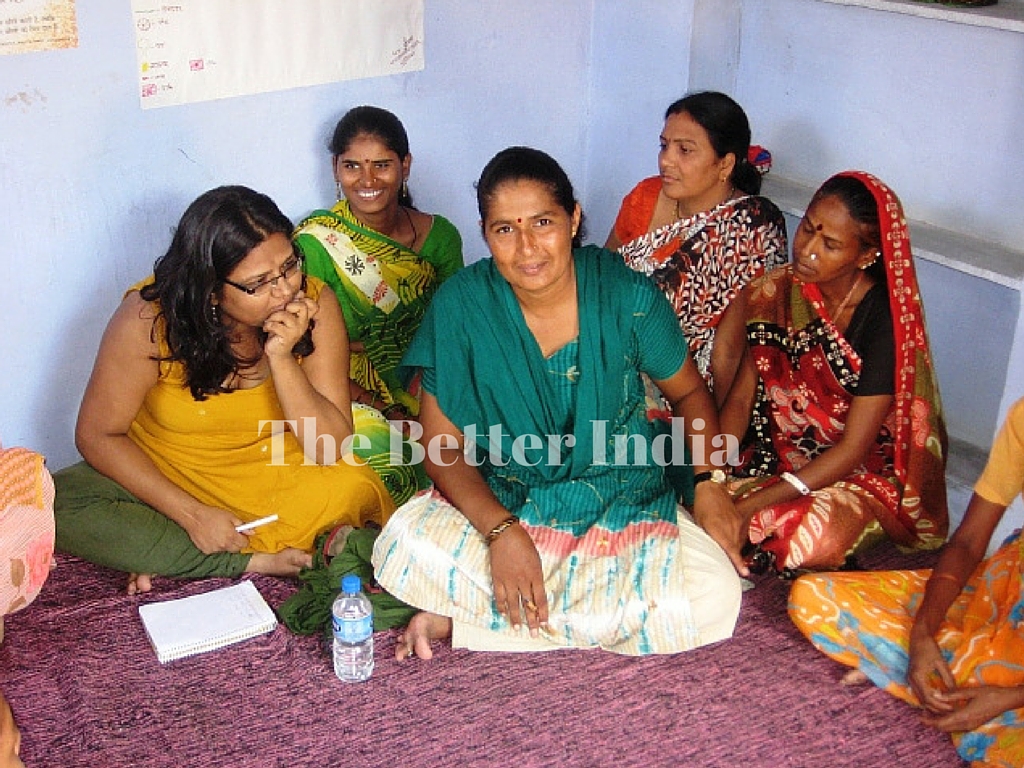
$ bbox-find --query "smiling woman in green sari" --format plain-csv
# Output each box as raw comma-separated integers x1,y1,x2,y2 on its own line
294,106,463,506
294,106,463,422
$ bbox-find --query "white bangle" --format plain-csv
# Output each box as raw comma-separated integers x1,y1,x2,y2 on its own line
780,471,811,496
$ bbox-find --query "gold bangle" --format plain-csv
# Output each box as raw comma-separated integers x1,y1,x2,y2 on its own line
484,515,519,546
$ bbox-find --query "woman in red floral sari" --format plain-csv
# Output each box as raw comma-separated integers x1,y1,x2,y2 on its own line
700,171,948,577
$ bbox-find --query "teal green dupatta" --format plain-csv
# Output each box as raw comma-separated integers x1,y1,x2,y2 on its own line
402,246,635,483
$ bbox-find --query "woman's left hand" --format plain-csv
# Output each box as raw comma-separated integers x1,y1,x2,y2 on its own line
489,525,548,634
921,685,1024,732
908,630,957,713
263,291,318,358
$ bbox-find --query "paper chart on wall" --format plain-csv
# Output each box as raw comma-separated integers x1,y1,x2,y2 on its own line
0,0,78,56
130,0,424,109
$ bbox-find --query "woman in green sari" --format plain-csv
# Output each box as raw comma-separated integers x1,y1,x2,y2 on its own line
294,106,463,504
295,106,463,419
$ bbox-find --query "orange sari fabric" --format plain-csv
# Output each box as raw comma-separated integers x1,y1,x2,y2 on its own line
790,532,1024,766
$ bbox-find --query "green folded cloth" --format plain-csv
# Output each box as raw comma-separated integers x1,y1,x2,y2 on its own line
276,526,417,638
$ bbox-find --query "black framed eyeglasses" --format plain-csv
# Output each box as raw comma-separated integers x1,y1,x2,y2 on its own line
222,253,304,296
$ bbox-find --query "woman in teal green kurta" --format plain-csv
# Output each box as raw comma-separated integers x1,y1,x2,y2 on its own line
372,147,743,659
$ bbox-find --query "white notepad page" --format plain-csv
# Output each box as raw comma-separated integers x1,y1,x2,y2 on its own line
138,580,278,663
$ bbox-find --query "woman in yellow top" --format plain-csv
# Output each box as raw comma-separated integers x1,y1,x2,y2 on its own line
54,186,394,594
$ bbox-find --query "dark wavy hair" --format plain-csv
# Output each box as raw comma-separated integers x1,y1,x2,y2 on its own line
475,146,586,248
329,105,414,208
811,174,886,286
139,185,313,400
666,91,761,196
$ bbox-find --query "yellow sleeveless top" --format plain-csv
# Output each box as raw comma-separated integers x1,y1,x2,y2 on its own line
126,276,394,553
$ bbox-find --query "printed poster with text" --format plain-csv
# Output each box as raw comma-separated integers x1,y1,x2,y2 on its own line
131,0,424,109
0,0,77,55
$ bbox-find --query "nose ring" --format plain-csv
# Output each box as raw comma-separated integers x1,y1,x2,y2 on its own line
809,253,819,262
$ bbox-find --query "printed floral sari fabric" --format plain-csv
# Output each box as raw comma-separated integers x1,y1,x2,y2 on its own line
733,171,948,570
294,200,462,415
790,531,1024,767
615,177,788,383
1,446,55,618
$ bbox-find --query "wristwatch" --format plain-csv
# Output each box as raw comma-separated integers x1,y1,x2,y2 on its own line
693,468,727,486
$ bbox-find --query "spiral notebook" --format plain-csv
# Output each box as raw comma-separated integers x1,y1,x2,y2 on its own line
138,580,278,664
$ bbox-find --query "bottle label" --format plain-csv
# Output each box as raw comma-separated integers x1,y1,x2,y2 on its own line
333,614,372,643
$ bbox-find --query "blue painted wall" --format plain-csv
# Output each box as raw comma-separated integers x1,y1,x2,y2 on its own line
6,0,1017,473
0,2,694,468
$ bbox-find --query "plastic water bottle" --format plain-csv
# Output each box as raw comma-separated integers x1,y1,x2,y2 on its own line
332,574,374,682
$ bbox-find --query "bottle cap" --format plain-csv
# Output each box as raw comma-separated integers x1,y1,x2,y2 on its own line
341,574,361,594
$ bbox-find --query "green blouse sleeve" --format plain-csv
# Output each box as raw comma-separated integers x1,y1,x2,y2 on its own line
419,215,464,284
635,279,689,381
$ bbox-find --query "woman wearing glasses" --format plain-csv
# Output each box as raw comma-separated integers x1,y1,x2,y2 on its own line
53,186,394,593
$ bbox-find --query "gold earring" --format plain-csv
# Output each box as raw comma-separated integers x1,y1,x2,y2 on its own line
860,250,881,270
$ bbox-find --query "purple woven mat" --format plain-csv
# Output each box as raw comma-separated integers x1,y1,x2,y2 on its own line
1,544,965,768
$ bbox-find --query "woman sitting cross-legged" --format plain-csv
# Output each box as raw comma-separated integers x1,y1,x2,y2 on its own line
790,395,1024,768
54,186,394,593
371,147,743,660
702,172,948,577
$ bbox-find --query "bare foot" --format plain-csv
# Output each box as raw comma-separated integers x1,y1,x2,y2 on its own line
0,689,24,767
396,612,452,661
841,669,869,686
246,548,313,578
127,573,155,595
